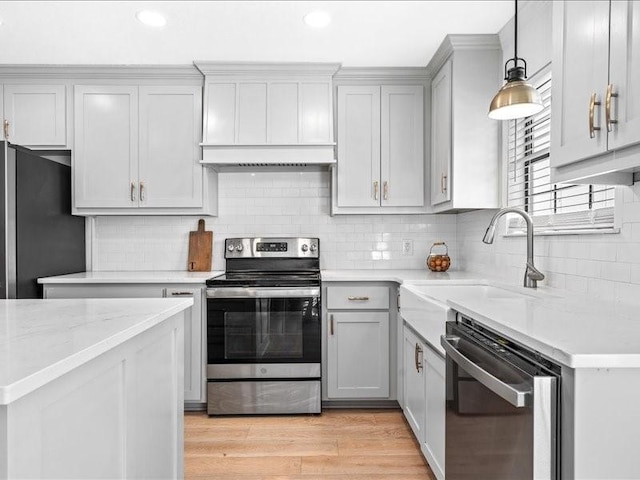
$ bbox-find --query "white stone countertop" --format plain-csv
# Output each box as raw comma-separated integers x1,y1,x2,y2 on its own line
38,271,224,284
401,282,640,369
0,298,192,405
321,269,483,284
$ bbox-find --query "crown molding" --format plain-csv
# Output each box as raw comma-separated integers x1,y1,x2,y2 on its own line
426,34,501,76
333,67,429,83
194,61,341,78
0,64,202,80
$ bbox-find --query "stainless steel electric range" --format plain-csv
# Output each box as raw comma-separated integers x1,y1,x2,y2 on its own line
205,237,321,415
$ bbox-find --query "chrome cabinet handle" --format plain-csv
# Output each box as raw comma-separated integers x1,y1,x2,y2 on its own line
589,92,601,139
348,296,370,301
140,181,145,202
441,173,448,193
414,343,423,372
170,291,193,296
606,83,618,132
3,119,8,139
383,181,389,200
441,334,531,407
130,182,136,201
330,314,334,336
373,181,379,200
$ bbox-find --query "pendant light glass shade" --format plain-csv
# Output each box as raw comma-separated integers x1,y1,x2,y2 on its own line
488,0,543,120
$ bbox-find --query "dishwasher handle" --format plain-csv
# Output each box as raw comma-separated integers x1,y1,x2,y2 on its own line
441,334,531,408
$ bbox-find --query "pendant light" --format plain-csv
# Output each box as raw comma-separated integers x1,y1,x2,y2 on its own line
488,0,543,120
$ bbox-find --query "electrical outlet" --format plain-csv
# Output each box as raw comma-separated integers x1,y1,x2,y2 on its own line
402,239,413,256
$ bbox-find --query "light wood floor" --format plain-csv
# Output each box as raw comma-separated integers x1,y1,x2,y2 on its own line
185,408,437,480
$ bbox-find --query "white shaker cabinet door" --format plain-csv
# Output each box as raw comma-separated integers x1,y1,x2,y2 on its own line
138,86,203,208
423,345,446,480
336,86,381,208
402,326,426,443
326,311,390,398
73,85,138,208
3,84,67,147
608,0,640,151
381,85,424,207
551,0,610,168
165,287,204,403
430,60,452,206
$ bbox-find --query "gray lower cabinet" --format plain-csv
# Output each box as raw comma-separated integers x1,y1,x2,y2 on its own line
42,283,206,407
323,283,395,401
402,322,445,480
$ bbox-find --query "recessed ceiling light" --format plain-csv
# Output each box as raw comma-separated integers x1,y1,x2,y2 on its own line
135,10,167,28
303,11,331,29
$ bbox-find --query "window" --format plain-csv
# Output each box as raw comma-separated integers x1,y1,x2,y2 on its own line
506,67,615,234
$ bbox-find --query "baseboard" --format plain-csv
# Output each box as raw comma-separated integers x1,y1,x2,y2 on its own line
322,400,400,409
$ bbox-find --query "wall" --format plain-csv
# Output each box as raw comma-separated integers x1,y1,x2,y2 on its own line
458,0,640,305
92,171,457,272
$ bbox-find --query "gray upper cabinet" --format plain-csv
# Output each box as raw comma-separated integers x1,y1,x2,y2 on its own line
332,69,428,215
2,83,68,148
74,85,138,209
73,74,217,216
195,62,339,166
427,35,502,213
551,0,640,185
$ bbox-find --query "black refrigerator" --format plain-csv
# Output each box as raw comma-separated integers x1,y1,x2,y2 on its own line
0,141,85,299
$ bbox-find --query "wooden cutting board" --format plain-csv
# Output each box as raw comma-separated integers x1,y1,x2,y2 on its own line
187,219,213,271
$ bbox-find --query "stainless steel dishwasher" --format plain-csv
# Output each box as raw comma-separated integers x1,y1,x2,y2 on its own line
441,315,560,480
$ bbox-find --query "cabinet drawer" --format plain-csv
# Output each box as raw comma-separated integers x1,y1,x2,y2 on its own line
326,286,389,310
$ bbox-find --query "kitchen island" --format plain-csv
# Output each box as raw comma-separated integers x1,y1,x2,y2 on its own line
0,298,192,480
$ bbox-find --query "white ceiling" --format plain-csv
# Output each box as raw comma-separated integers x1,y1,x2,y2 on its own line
0,1,512,66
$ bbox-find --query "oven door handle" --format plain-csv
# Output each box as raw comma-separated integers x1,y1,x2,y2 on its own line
207,287,320,299
441,334,531,408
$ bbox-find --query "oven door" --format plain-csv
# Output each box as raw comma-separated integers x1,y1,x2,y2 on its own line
441,323,558,480
206,287,321,368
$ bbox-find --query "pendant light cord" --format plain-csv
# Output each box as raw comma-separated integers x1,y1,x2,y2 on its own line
514,0,518,61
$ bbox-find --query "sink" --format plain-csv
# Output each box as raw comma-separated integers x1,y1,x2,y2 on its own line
404,284,543,306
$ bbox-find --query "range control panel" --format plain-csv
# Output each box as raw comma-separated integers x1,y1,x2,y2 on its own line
225,237,319,258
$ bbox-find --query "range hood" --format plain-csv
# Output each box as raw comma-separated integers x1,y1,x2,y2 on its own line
195,62,340,168
200,144,336,168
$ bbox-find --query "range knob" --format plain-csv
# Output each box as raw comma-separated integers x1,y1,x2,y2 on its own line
236,244,243,252
227,244,235,252
301,244,309,252
310,244,317,253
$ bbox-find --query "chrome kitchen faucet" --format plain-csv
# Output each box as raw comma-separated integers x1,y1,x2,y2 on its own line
482,207,545,288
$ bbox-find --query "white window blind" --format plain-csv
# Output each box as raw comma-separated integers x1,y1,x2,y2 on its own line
506,68,615,233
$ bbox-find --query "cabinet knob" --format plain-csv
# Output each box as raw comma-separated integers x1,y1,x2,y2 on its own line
3,120,8,140
139,181,145,202
329,314,334,336
383,181,389,200
373,181,379,201
348,296,370,301
130,182,137,202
